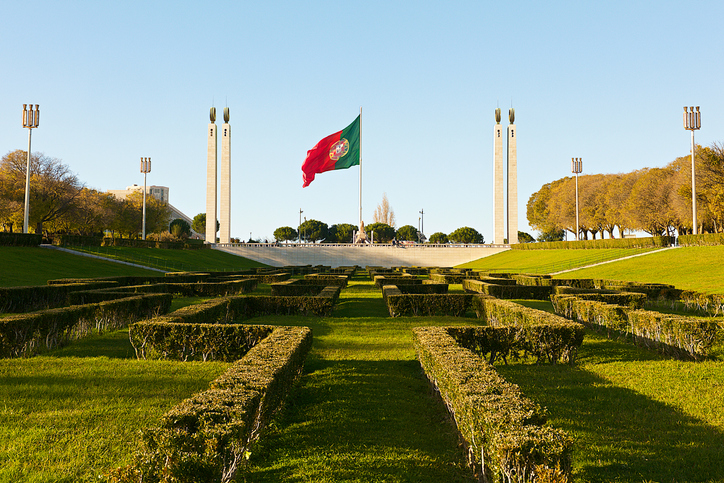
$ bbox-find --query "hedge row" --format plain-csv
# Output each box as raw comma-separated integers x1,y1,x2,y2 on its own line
412,327,573,483
510,236,673,250
398,282,449,295
471,296,585,364
677,290,724,315
0,293,172,358
429,273,466,284
270,280,331,297
678,233,724,246
373,275,421,289
0,281,119,313
463,279,553,301
101,237,208,250
551,294,722,360
226,272,292,284
130,322,275,361
383,287,472,317
107,326,312,483
0,232,42,246
68,279,259,305
303,273,349,287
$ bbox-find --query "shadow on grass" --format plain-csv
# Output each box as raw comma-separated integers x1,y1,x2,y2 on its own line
245,358,474,483
496,335,724,482
46,329,136,359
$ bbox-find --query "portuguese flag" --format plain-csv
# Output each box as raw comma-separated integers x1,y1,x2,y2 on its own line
302,115,360,187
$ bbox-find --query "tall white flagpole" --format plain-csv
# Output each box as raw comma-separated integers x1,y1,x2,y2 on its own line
359,106,363,228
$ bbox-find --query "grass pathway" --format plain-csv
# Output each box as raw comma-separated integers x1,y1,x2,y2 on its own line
243,274,477,482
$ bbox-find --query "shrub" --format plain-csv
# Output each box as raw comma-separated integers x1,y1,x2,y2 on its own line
412,327,573,482
0,294,172,358
107,326,312,483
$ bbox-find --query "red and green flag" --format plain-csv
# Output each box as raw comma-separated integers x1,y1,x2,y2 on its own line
302,115,360,187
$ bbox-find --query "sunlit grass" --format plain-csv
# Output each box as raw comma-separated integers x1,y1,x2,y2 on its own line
0,329,228,483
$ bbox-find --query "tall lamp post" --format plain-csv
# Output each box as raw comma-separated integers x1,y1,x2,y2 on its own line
571,157,583,241
140,157,151,240
684,107,701,235
298,209,303,243
22,104,40,234
419,209,424,235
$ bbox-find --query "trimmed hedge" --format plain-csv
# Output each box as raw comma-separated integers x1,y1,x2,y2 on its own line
551,294,721,360
270,280,332,297
510,236,672,250
463,279,553,300
373,275,421,289
130,322,275,361
0,232,42,246
398,282,449,295
303,274,349,287
384,290,472,317
0,281,119,313
68,279,259,305
429,273,466,284
471,296,584,364
678,233,724,246
0,293,172,358
107,326,312,483
412,327,573,482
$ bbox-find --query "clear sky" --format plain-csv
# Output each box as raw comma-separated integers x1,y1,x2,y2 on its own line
2,1,723,242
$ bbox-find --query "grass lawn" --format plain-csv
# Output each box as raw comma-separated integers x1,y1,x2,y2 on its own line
0,329,228,483
2,248,724,481
0,247,159,287
457,247,660,273
556,245,724,294
66,245,268,272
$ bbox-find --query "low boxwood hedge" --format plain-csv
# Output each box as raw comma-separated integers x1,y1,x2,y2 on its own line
463,279,553,300
106,326,312,483
0,293,172,358
383,287,472,317
551,294,722,360
412,327,573,482
471,296,584,364
0,281,119,313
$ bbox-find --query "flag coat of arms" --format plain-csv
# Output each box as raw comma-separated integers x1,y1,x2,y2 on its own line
302,115,360,187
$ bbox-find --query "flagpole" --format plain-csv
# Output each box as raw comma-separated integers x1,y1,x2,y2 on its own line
359,106,362,228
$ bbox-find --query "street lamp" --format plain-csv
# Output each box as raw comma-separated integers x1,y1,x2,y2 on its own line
419,209,424,235
22,104,40,234
299,209,303,243
140,157,151,240
684,106,701,235
571,157,582,241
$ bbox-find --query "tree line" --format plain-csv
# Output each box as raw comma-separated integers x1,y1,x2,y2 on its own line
274,221,485,244
0,150,172,238
527,143,724,239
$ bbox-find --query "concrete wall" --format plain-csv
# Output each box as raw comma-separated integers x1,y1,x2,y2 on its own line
214,243,510,268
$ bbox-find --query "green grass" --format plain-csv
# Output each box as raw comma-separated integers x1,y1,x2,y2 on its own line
496,332,724,482
457,247,660,273
0,329,229,483
67,245,268,272
556,245,724,294
240,278,479,482
0,247,159,287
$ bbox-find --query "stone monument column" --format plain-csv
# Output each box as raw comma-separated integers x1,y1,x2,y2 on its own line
219,107,231,244
493,108,505,244
206,107,217,244
507,108,518,244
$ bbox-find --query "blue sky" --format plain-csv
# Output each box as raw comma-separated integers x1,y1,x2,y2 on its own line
2,1,723,242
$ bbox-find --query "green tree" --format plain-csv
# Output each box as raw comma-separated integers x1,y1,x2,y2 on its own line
0,150,84,235
517,231,535,243
169,218,191,238
191,213,218,235
428,232,448,244
273,226,298,243
449,226,484,244
396,224,419,241
537,228,565,242
299,219,328,242
328,223,356,243
365,222,395,243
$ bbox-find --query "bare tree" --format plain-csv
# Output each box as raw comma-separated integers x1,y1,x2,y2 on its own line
373,192,396,227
